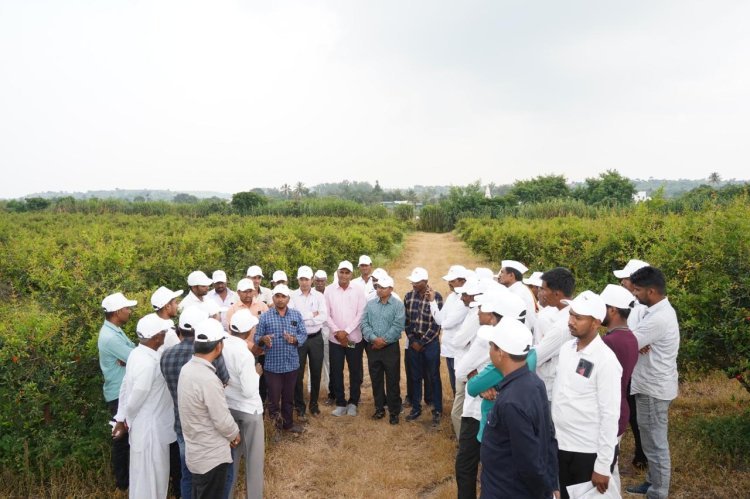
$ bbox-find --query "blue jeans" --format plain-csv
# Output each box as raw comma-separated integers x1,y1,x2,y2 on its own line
408,340,443,413
176,432,192,499
636,394,672,499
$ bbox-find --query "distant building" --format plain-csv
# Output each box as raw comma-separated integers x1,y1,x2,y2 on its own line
484,186,492,199
633,191,651,203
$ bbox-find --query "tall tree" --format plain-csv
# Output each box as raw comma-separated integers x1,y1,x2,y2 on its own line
708,172,722,185
509,175,570,203
280,183,292,198
574,170,636,205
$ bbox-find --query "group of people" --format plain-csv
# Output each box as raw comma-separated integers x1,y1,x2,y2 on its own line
97,255,678,499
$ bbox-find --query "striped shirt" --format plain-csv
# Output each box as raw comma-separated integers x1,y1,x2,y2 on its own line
254,307,307,373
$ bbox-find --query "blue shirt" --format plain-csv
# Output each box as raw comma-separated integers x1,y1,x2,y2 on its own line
361,296,405,344
97,320,135,402
254,307,307,374
480,367,558,499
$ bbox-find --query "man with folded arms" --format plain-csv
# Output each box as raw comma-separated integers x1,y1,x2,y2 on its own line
625,266,680,498
361,275,405,424
246,265,273,306
208,270,238,330
325,260,368,417
254,284,308,434
552,291,621,499
179,271,213,312
178,319,241,499
290,265,328,418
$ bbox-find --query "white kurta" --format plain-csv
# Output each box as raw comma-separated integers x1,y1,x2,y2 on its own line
123,344,176,499
508,281,538,332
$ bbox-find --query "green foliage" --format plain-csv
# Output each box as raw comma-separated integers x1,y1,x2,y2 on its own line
573,169,635,206
393,203,415,221
231,191,268,213
172,193,199,204
509,174,570,204
687,409,750,468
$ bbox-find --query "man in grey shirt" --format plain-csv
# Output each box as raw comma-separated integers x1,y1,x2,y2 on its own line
625,266,680,499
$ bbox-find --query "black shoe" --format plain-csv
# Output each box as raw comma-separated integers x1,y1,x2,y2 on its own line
372,409,386,420
309,406,320,416
389,413,399,425
405,410,422,421
324,396,335,406
431,411,442,427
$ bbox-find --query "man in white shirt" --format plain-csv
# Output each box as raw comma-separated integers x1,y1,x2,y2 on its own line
552,291,621,499
625,266,680,499
122,314,176,499
246,265,272,306
290,265,328,418
534,267,576,401
152,286,183,350
353,255,375,299
225,310,264,499
497,259,537,332
179,271,213,312
207,270,238,330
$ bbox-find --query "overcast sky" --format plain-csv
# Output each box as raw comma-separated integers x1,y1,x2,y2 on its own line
1,0,748,198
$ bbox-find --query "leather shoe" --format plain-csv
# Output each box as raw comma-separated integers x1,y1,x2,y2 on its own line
372,409,385,420
389,413,399,425
309,406,321,416
405,410,422,421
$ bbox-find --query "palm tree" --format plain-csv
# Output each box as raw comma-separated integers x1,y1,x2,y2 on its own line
293,182,307,200
708,172,721,185
280,183,292,198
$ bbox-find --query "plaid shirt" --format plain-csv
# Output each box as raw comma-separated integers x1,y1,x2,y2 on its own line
404,290,443,345
160,338,230,435
254,307,307,374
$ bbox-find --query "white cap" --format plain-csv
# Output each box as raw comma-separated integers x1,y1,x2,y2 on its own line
372,268,389,280
501,260,528,274
358,255,372,266
136,313,172,339
314,269,328,279
200,300,227,317
178,306,209,331
562,290,607,322
455,278,482,296
600,284,636,309
102,292,137,313
613,259,650,279
522,271,544,287
272,270,288,283
271,284,292,297
477,318,533,355
229,309,259,334
336,260,353,272
297,266,314,279
443,265,469,281
407,267,429,283
236,278,255,292
151,287,183,310
194,318,225,343
474,267,495,281
376,275,394,288
475,290,527,321
212,270,227,283
246,265,264,277
187,271,212,287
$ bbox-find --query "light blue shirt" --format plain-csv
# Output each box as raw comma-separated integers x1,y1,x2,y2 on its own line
361,296,405,344
98,320,135,402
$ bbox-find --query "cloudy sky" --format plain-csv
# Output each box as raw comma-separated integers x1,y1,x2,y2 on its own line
1,0,748,198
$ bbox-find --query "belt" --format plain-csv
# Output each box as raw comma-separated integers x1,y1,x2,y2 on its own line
307,329,322,338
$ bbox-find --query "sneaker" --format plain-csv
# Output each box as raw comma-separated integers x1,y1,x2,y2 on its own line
405,410,422,421
389,413,399,425
347,403,358,416
431,411,442,428
625,482,651,495
372,409,385,420
331,406,347,417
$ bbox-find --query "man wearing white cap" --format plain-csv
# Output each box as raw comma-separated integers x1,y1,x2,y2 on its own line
476,318,558,499
324,260,368,417
226,279,269,329
353,255,375,299
179,271,213,312
207,270,238,330
178,319,241,499
98,291,138,491
290,266,328,418
225,310,264,499
428,265,469,397
246,265,273,306
151,286,184,350
498,260,537,332
119,314,176,499
553,291,621,499
523,271,544,307
614,259,651,331
271,270,288,286
404,267,444,426
313,270,334,404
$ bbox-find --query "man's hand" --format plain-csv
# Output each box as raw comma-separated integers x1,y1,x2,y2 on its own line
116,359,126,367
335,330,348,344
283,332,297,345
466,369,478,380
553,490,560,499
261,335,273,348
112,421,128,440
591,471,609,493
479,388,497,401
230,435,241,448
425,286,435,302
255,363,263,376
250,343,265,356
639,345,651,355
410,341,423,352
373,337,387,349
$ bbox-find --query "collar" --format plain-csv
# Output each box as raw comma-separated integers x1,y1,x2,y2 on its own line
498,365,531,390
103,320,124,334
191,356,216,371
573,333,604,354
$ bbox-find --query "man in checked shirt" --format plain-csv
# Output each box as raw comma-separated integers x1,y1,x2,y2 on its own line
404,267,444,427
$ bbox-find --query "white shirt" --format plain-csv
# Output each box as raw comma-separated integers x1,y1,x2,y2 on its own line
630,298,680,401
353,276,376,301
207,288,239,330
450,308,480,363
627,302,648,330
455,334,490,421
257,286,273,306
552,336,622,476
290,288,328,334
430,292,469,358
222,335,263,415
508,281,538,332
533,305,572,401
161,321,180,351
178,291,204,312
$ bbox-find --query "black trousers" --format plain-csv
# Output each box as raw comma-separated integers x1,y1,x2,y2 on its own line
107,399,129,491
191,462,229,499
628,383,646,463
366,341,401,414
169,440,182,498
329,340,364,406
455,417,481,499
295,332,324,413
558,450,597,499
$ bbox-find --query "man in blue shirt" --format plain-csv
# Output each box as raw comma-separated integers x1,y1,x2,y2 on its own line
255,285,307,435
98,292,137,492
478,318,559,499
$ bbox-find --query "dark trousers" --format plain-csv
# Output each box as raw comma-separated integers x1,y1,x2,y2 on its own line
366,341,401,414
407,340,443,413
456,417,481,499
295,332,324,413
558,450,597,499
107,399,129,491
257,354,267,403
628,384,647,464
446,357,456,395
192,462,229,499
169,440,182,498
265,370,298,429
329,340,364,407
405,350,433,404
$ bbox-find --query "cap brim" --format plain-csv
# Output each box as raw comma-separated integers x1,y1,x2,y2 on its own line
613,270,629,279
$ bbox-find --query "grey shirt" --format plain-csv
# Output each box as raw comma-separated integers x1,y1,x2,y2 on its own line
177,356,239,474
630,297,680,401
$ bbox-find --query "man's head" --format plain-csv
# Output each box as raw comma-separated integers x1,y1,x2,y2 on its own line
136,313,172,351
629,266,666,307
246,265,264,291
236,278,256,305
443,265,468,292
522,271,543,300
178,306,209,338
498,260,528,287
151,286,183,319
374,275,394,301
600,284,634,328
337,261,354,287
613,259,650,292
187,271,212,298
313,269,328,293
102,292,137,326
478,318,533,373
193,318,225,359
564,291,606,340
540,267,575,309
358,255,373,279
212,270,228,294
297,266,314,292
407,267,429,294
271,285,292,310
272,270,288,287
229,309,259,339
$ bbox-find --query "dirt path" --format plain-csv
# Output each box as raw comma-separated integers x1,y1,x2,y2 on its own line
261,232,493,499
